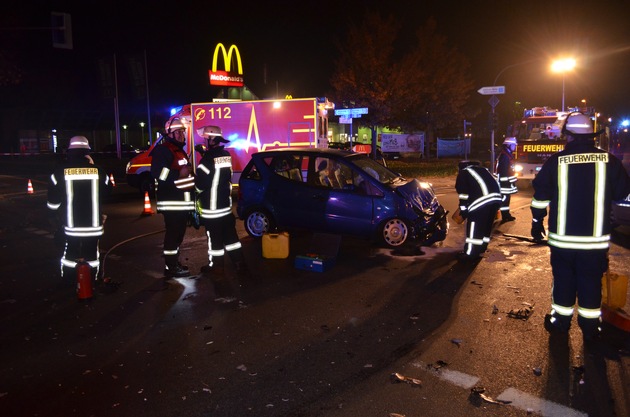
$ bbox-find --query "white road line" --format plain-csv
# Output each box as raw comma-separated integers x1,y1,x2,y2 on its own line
497,387,588,417
412,361,587,417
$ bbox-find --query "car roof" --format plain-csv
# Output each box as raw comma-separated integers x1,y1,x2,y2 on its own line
251,148,356,158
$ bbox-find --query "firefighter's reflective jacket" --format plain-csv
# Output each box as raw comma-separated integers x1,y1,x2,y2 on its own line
150,139,195,212
531,140,630,250
194,146,233,219
455,165,502,217
47,158,111,237
495,148,518,195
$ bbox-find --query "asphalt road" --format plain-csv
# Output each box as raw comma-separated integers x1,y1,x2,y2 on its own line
0,162,629,417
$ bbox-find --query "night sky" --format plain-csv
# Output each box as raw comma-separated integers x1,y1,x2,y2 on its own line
3,0,630,126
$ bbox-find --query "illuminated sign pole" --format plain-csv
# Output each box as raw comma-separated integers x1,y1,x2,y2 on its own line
477,86,505,170
334,108,368,150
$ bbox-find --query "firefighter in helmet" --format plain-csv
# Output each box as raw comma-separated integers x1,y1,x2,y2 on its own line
454,160,502,261
531,111,630,341
150,117,195,279
47,136,112,285
195,126,248,277
495,136,518,223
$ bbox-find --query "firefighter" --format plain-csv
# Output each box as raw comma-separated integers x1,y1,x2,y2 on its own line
495,136,518,223
47,136,112,284
195,126,248,276
455,160,502,261
531,112,630,341
150,117,195,278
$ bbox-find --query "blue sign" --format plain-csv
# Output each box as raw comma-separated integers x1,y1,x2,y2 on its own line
334,108,368,118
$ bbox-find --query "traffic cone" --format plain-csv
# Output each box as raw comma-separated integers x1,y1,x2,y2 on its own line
110,174,116,187
27,179,34,194
142,191,154,216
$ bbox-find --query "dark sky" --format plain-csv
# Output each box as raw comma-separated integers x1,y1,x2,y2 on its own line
3,0,630,125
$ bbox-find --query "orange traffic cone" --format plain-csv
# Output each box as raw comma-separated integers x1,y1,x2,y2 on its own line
110,174,116,187
27,179,34,194
142,191,154,216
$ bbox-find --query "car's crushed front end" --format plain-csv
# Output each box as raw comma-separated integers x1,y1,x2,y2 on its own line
395,179,449,245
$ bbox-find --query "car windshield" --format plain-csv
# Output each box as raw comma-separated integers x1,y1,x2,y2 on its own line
349,154,401,184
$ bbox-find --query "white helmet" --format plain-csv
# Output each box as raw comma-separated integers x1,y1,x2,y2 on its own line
563,112,593,135
503,137,517,146
68,136,91,150
165,117,186,134
199,125,222,138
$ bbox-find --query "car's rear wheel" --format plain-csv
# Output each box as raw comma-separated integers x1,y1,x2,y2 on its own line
380,218,409,247
244,209,275,237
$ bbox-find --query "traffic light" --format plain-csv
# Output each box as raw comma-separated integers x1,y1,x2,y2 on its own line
51,12,72,49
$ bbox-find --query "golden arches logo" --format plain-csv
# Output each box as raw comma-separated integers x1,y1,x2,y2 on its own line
212,43,243,74
209,43,244,87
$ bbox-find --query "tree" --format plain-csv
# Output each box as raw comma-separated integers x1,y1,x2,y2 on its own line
330,14,474,152
329,12,401,155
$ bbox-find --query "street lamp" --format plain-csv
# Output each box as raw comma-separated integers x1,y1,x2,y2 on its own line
551,58,576,112
140,122,146,145
122,124,128,143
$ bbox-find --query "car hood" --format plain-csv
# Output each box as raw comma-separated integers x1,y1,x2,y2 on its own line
394,178,439,213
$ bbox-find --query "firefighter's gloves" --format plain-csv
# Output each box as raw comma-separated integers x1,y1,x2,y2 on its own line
194,144,207,155
531,218,546,242
85,155,94,165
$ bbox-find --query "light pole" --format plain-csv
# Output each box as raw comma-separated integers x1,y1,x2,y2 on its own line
551,58,576,112
140,122,146,145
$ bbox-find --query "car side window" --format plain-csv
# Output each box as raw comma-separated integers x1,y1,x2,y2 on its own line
241,162,261,180
270,155,304,183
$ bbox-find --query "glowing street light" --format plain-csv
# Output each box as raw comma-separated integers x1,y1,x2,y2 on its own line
140,122,146,144
551,58,576,112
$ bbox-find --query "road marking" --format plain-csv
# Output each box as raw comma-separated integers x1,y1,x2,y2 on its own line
497,388,587,417
412,361,587,416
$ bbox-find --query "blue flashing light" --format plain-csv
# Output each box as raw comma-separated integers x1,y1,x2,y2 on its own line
621,119,629,128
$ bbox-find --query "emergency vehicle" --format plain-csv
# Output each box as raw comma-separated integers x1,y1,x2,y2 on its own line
510,106,568,180
125,97,333,192
510,106,599,179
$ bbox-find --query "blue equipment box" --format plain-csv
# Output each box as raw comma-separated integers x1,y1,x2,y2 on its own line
294,255,335,272
294,233,341,272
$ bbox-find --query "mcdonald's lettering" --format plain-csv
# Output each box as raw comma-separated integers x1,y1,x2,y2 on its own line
209,43,244,87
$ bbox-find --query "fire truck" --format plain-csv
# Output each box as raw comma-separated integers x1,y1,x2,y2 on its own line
510,106,599,179
125,97,333,192
510,106,567,180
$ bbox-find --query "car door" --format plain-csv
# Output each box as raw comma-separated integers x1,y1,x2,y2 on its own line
319,158,377,238
266,154,328,231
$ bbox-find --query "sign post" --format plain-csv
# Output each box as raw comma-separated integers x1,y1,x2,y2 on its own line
334,108,368,151
478,86,505,170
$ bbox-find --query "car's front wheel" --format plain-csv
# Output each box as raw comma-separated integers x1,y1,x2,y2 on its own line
244,209,275,238
380,218,409,247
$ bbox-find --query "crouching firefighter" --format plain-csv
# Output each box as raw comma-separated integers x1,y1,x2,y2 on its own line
455,160,502,261
47,136,112,285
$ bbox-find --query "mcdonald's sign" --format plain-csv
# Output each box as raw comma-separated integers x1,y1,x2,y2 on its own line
209,43,244,87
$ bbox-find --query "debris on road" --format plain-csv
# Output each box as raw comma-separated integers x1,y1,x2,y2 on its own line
507,305,534,320
426,360,448,371
470,386,512,405
391,372,422,387
450,338,463,347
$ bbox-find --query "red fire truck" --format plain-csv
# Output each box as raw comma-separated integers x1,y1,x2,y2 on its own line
125,97,333,192
510,106,567,180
